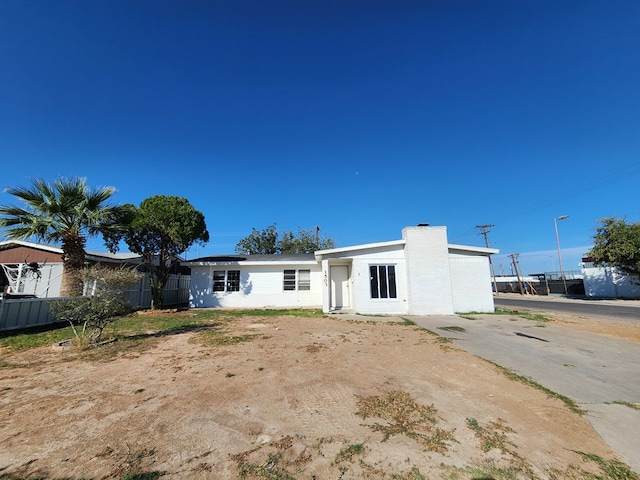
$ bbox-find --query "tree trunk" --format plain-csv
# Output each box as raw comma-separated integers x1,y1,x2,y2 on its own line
60,234,87,297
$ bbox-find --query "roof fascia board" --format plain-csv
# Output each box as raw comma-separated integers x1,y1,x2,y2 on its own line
315,239,406,258
0,240,63,254
448,243,499,255
185,260,319,267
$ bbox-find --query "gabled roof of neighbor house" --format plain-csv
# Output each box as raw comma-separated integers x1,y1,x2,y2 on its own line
0,240,142,263
0,239,63,255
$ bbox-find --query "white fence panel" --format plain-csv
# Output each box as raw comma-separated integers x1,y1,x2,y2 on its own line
0,274,190,331
125,274,190,309
0,297,57,331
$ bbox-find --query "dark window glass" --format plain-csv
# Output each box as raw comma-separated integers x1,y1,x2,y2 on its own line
379,265,388,298
369,265,397,299
227,270,240,292
370,265,379,298
213,270,226,292
388,265,397,298
283,269,296,290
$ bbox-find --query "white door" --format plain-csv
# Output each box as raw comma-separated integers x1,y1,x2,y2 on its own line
330,265,350,310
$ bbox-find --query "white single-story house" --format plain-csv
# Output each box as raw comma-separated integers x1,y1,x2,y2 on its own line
185,225,499,315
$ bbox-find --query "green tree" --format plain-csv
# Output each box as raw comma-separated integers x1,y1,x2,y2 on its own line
235,224,278,254
235,225,335,254
0,177,123,296
105,195,209,309
278,227,335,253
587,217,640,278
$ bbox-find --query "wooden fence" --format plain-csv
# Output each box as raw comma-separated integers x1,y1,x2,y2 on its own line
0,274,190,331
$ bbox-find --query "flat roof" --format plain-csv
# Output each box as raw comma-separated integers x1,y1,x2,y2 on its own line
183,253,317,266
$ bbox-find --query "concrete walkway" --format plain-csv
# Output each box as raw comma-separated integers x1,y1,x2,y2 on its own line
330,310,640,472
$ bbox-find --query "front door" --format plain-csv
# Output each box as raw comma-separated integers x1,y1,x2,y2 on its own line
330,265,350,310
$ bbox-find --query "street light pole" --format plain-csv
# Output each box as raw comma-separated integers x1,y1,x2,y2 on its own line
554,215,569,295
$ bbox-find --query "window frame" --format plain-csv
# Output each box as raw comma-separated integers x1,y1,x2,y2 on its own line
283,269,311,291
369,264,397,299
212,269,240,293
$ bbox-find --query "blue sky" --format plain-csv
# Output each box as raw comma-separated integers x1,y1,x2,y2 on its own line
1,0,639,275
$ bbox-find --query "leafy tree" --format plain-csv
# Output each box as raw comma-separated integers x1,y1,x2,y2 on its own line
235,224,335,254
235,224,278,254
105,195,209,309
278,227,335,253
587,217,640,279
49,266,142,346
0,177,124,296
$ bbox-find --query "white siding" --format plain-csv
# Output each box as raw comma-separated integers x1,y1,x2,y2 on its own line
449,252,495,312
3,263,63,298
189,264,322,308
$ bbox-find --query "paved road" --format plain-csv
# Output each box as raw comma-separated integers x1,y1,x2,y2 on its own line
495,296,640,322
410,311,640,473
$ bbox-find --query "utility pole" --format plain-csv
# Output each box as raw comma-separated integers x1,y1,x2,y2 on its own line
508,253,525,295
315,225,320,250
476,224,499,295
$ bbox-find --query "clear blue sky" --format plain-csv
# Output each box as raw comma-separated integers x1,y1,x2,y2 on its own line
1,0,639,275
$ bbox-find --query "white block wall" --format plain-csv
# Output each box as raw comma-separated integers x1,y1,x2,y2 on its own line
582,266,640,299
402,226,454,315
189,264,322,308
449,252,495,312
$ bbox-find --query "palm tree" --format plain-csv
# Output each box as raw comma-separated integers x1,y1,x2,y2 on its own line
0,177,122,296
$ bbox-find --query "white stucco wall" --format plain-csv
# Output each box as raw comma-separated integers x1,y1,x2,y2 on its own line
582,266,640,299
449,252,495,312
350,248,407,315
189,264,322,308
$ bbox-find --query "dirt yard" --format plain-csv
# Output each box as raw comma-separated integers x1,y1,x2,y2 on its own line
0,311,636,479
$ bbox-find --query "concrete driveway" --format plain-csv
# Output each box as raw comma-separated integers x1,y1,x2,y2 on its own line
410,313,640,473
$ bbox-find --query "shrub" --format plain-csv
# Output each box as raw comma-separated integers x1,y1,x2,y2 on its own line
50,266,142,344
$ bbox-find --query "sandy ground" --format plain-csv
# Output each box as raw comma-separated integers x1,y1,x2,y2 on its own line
0,311,636,479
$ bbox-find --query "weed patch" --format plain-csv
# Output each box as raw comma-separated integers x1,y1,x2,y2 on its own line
610,401,640,411
334,442,365,464
439,326,466,333
465,417,515,453
573,451,640,480
494,308,551,323
488,361,584,415
195,330,257,347
355,390,456,453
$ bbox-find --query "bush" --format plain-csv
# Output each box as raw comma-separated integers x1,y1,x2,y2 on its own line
50,266,142,344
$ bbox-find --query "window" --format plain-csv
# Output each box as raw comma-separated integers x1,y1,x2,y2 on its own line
370,265,397,299
283,270,296,291
298,270,311,291
283,269,311,291
213,270,240,292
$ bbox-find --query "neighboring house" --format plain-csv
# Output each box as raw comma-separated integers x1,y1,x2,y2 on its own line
0,240,142,298
581,258,640,299
185,225,498,315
